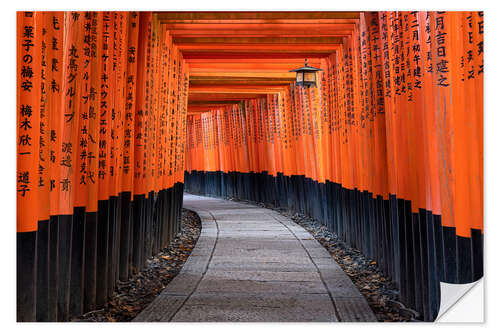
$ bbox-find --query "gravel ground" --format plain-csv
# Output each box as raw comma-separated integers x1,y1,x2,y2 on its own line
73,208,201,322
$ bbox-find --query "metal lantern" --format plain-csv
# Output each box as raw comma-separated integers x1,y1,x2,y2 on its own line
289,59,323,88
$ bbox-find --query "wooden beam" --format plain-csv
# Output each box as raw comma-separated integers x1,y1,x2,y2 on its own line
190,86,284,94
155,12,360,20
158,19,358,25
189,80,293,86
168,31,353,38
173,36,344,45
182,53,330,59
189,75,295,81
188,62,321,70
188,71,296,78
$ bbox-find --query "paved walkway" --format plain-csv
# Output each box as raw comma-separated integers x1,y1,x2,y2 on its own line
134,194,376,322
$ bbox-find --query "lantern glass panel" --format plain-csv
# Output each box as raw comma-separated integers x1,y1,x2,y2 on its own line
296,72,303,82
304,72,316,83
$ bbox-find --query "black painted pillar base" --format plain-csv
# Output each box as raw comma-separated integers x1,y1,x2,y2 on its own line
17,231,37,322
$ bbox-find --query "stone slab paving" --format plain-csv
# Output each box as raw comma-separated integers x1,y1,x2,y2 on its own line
134,194,376,322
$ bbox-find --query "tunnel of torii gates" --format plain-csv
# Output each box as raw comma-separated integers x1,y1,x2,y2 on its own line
16,11,483,322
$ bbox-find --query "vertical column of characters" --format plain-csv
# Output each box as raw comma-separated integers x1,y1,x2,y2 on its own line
359,14,376,196
319,58,331,185
117,12,129,197
57,12,84,321
48,13,64,218
144,15,154,196
336,45,347,189
142,14,152,197
16,11,41,322
325,58,335,184
259,99,267,174
396,12,412,202
202,113,209,171
378,12,398,198
309,84,322,183
59,12,84,216
197,114,204,172
250,100,259,174
192,114,197,173
468,12,483,236
185,115,191,173
224,106,231,174
329,55,341,187
167,29,174,188
239,103,246,174
214,109,219,174
228,107,236,174
85,13,102,215
98,12,112,203
74,12,93,210
234,106,242,173
240,104,244,174
449,11,471,240
179,61,190,183
347,34,359,192
233,105,240,173
390,12,408,201
237,104,246,173
205,111,211,173
340,38,353,191
307,84,318,183
431,11,456,234
294,85,305,177
287,86,297,177
215,108,221,173
264,97,271,175
107,12,118,199
149,15,160,194
281,89,291,177
223,108,231,174
350,24,364,193
121,12,139,196
419,11,441,217
17,11,41,232
186,114,191,174
272,94,282,177
156,24,165,191
174,48,185,184
260,98,267,175
37,13,50,224
262,94,274,174
245,101,259,171
367,13,380,197
221,108,228,174
300,84,312,181
339,38,351,191
133,12,150,197
407,12,428,213
222,108,230,175
176,60,187,182
275,93,285,177
263,96,272,176
214,110,222,173
367,13,389,199
400,12,419,212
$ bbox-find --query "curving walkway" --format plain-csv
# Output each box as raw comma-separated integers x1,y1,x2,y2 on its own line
134,194,376,322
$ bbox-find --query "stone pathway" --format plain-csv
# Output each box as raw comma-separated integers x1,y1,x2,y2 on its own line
134,194,376,322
